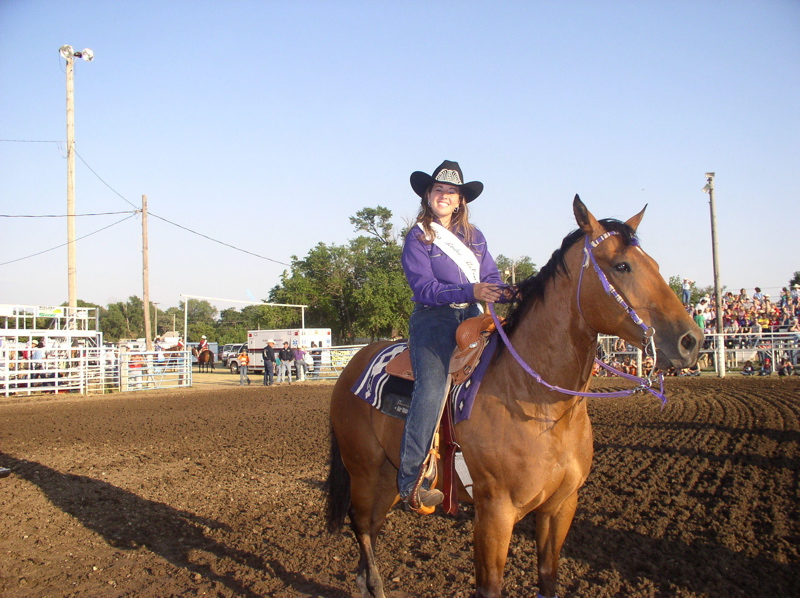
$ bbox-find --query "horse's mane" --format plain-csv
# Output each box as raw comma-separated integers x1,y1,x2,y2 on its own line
502,218,638,338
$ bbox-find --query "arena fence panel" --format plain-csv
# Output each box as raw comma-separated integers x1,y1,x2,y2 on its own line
119,350,192,392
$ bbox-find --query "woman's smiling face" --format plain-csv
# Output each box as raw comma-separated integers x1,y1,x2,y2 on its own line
427,183,461,226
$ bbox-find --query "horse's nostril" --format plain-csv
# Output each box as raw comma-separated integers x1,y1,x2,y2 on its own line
680,330,698,353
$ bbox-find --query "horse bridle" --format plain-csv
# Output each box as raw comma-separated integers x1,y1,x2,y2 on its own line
488,230,667,404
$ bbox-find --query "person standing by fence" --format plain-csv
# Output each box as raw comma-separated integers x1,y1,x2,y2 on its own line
294,346,308,381
310,342,322,379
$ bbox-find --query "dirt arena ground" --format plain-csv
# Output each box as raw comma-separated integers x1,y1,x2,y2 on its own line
1,374,798,597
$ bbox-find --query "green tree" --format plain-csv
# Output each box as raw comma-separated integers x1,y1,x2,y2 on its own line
181,299,217,342
101,296,146,341
270,243,359,341
495,255,537,284
349,206,396,244
163,306,184,334
790,271,800,287
215,307,248,345
349,233,410,340
268,207,413,343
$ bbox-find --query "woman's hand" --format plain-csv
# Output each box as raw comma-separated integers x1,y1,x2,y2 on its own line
473,282,503,303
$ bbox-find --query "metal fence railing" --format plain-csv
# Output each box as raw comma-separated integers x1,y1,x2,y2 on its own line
1,347,118,397
119,350,192,392
598,331,800,375
0,348,194,397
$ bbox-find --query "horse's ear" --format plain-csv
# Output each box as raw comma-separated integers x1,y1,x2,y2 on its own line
625,204,647,232
573,194,600,235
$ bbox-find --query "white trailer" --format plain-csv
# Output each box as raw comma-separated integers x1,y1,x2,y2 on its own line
231,328,333,374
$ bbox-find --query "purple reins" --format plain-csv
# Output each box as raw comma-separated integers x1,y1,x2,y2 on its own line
488,230,667,405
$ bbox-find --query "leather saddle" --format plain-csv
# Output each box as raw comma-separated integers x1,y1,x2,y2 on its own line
385,313,496,385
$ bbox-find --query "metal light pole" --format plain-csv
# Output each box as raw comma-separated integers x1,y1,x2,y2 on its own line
59,45,94,312
702,172,726,377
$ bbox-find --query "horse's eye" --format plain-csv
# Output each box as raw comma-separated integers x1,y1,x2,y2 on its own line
614,262,631,273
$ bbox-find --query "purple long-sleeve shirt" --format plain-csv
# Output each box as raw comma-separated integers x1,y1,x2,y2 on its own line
402,224,502,306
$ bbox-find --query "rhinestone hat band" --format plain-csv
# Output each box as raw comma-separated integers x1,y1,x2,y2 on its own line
435,169,463,185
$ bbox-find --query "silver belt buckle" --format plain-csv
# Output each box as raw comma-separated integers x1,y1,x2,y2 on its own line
449,302,469,309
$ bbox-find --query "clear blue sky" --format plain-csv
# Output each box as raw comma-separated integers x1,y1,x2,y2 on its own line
2,0,798,314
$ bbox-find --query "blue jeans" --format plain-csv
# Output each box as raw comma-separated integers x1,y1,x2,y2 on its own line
682,289,691,304
279,361,293,383
263,361,274,385
398,302,480,498
295,360,308,381
239,365,251,385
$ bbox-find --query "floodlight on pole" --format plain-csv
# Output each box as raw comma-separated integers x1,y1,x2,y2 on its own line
60,44,94,314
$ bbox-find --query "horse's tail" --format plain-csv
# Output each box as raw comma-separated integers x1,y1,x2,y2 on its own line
325,429,351,533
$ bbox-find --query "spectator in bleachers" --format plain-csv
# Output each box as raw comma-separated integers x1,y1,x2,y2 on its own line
741,360,755,375
780,288,791,308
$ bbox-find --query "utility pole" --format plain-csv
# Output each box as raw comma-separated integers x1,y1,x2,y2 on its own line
142,195,152,351
153,302,160,339
59,45,93,314
702,172,725,377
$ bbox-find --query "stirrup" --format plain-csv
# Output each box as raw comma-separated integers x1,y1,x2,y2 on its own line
406,449,439,514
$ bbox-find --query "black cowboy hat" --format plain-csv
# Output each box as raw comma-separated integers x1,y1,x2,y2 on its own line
410,160,484,203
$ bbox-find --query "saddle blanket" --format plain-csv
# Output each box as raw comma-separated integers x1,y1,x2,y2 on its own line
350,334,498,424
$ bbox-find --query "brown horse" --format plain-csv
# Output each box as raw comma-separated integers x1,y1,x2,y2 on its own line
191,347,214,373
326,196,702,598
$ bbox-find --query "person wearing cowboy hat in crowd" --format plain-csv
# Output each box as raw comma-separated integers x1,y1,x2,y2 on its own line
399,159,508,513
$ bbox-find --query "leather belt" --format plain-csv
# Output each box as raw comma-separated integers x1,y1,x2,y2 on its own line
449,302,471,309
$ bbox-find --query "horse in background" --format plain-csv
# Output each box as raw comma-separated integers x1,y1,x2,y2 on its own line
326,196,703,598
191,347,215,373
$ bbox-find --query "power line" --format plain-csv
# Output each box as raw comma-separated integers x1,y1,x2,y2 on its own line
1,211,137,218
0,213,138,267
3,141,291,267
74,150,140,209
71,149,290,265
147,211,291,266
0,139,61,143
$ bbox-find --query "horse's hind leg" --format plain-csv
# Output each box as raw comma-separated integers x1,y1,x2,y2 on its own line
350,458,398,598
535,491,578,598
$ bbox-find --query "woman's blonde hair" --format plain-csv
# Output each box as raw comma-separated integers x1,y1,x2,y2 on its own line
415,186,475,245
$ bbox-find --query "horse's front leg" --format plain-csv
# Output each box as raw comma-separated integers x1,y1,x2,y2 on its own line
473,498,517,598
535,491,578,598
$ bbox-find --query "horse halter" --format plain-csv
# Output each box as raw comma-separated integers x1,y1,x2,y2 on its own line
489,230,667,404
577,232,657,359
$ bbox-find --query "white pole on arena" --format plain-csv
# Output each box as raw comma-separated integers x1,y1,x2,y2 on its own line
142,195,153,351
60,45,93,313
702,172,726,377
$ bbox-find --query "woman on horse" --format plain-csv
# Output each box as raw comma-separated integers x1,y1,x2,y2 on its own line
400,160,505,512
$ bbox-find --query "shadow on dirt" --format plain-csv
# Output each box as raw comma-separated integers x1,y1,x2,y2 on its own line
0,455,346,597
